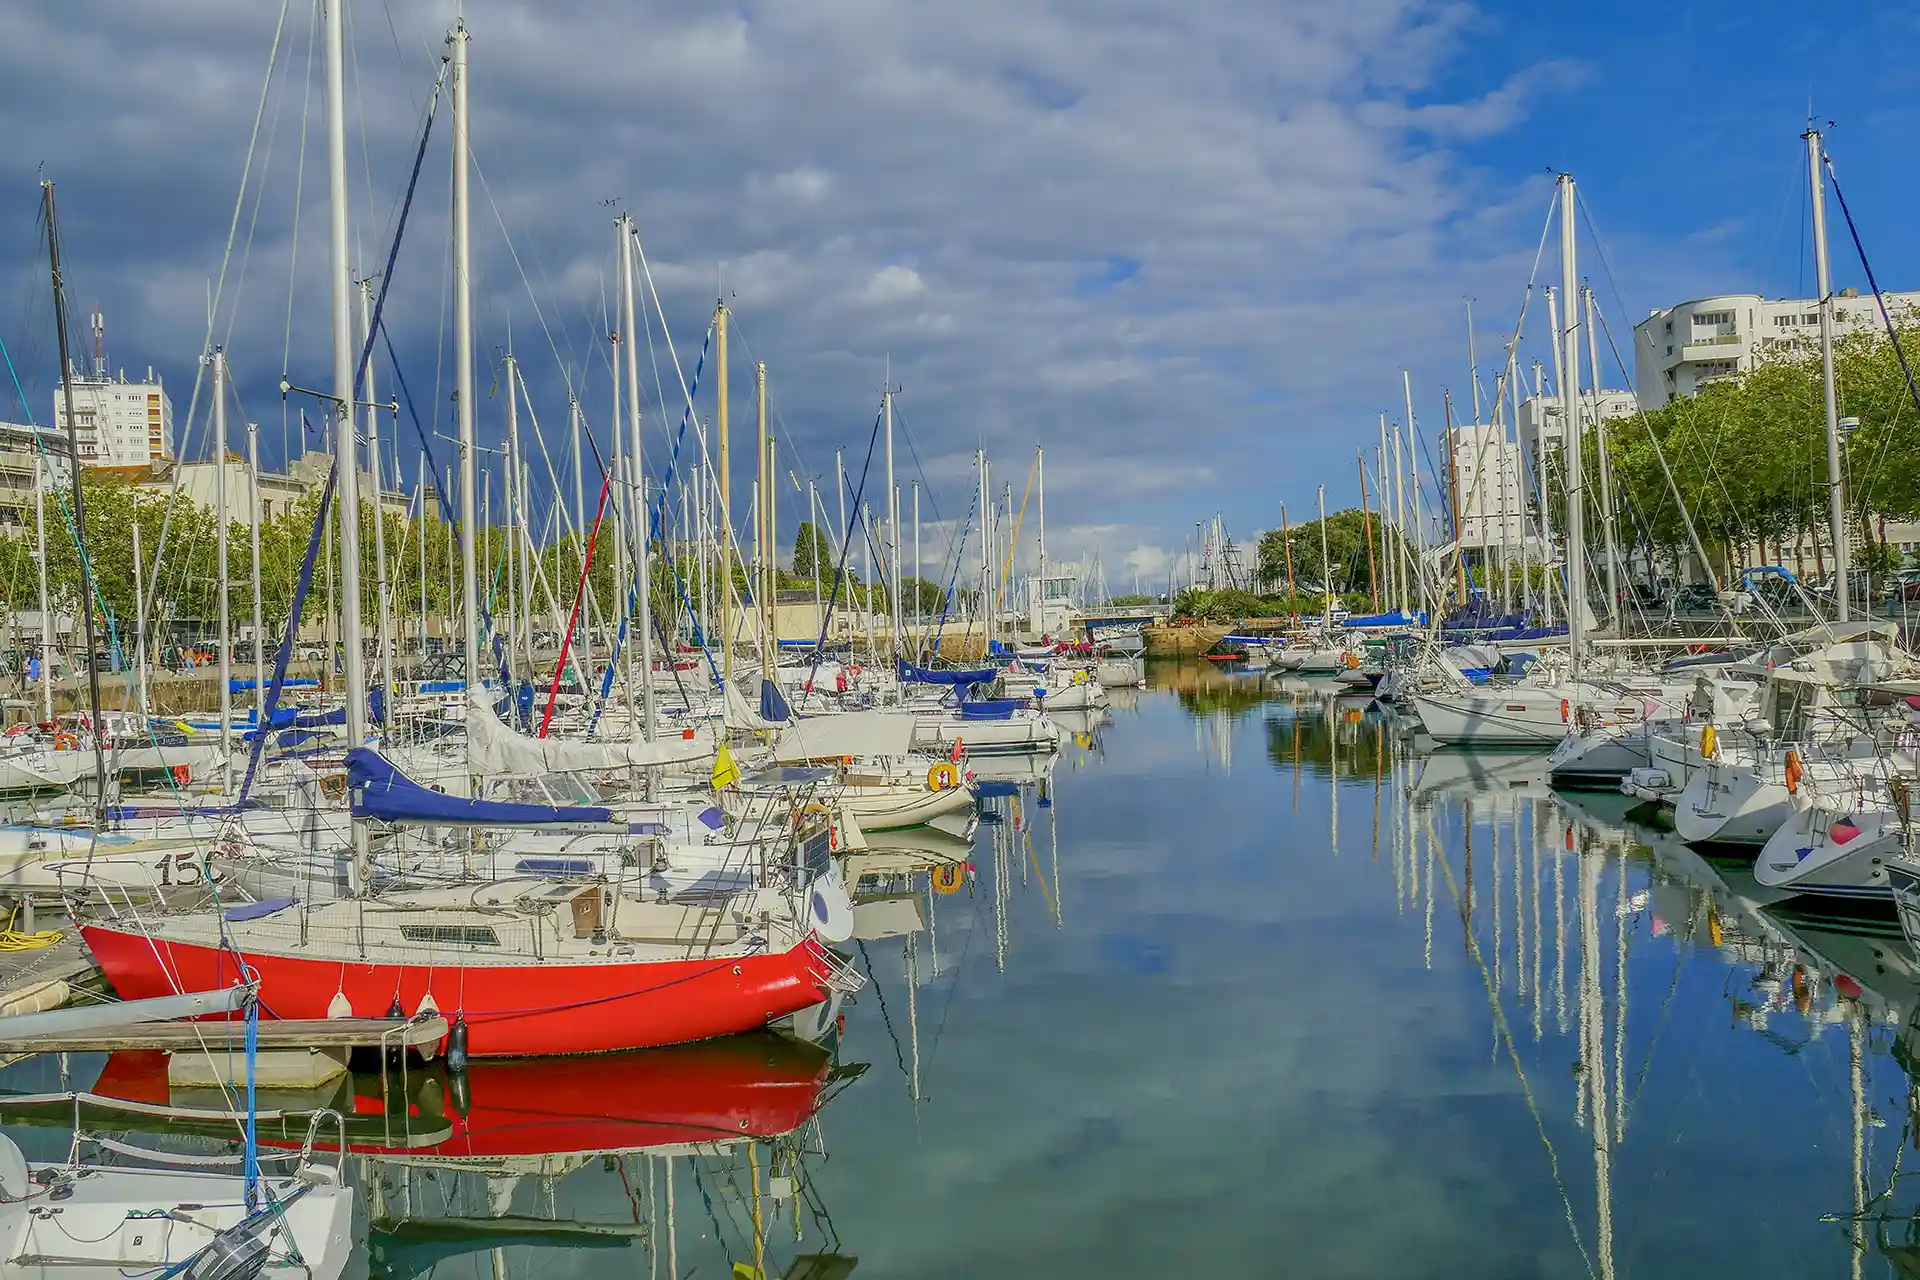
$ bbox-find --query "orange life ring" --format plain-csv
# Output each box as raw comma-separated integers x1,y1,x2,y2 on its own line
53,733,77,751
932,864,964,894
927,762,960,792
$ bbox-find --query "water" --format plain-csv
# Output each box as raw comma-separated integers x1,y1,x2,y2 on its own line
7,665,1920,1277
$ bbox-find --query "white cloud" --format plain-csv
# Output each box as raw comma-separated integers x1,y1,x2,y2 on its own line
0,0,1612,559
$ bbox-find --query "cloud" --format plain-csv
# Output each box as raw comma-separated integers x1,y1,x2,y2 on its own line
0,0,1589,560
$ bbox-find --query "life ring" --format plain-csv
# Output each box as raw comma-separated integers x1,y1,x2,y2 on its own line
1700,723,1717,760
932,864,964,894
927,762,960,792
1784,749,1803,795
53,733,77,751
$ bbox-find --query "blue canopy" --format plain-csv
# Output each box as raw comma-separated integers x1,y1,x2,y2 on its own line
347,748,616,827
230,678,318,692
294,707,347,728
899,660,997,686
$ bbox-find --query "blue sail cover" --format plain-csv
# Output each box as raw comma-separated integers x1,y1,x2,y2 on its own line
899,660,997,686
346,747,615,827
759,678,793,723
1340,610,1426,628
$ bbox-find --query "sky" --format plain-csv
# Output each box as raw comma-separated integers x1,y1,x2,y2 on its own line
0,0,1916,597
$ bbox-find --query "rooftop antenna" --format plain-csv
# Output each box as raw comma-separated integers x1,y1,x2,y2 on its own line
91,303,104,376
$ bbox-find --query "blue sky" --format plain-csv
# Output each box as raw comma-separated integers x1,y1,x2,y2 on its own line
0,1,1914,592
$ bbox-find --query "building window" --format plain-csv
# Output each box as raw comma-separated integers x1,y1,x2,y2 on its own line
1804,313,1820,325
1774,315,1797,328
1692,311,1732,327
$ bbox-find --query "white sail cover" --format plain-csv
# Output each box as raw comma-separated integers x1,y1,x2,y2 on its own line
774,709,917,763
466,689,715,774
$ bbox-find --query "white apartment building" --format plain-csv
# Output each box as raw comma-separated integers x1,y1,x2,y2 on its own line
53,365,175,466
1446,424,1526,550
1515,389,1640,460
1632,290,1920,407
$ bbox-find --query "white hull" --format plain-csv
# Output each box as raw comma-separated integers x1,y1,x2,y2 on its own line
1412,691,1570,746
1672,757,1791,848
1755,803,1896,900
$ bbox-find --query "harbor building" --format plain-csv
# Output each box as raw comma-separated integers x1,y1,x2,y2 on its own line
1631,289,1920,408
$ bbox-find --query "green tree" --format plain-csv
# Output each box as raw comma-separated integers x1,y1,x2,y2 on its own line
791,521,833,580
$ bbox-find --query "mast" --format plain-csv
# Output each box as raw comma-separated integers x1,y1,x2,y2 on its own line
1316,484,1331,627
212,347,233,784
33,452,51,723
361,279,395,725
568,393,592,689
132,520,149,715
715,302,731,691
834,448,848,646
1584,285,1622,629
756,358,771,667
503,352,525,674
1377,414,1395,612
416,455,429,662
756,360,771,672
1807,127,1850,621
1359,452,1378,610
247,422,266,713
324,0,367,762
449,18,480,711
1402,371,1424,611
808,480,823,656
1391,422,1409,615
42,182,108,819
912,481,921,656
884,386,900,652
1544,295,1566,625
1035,445,1046,636
1444,391,1467,604
1280,502,1295,619
619,216,655,736
1466,298,1482,425
1557,173,1586,676
976,450,988,648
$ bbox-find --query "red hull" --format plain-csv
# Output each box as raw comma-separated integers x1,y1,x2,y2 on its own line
80,925,834,1057
93,1035,832,1155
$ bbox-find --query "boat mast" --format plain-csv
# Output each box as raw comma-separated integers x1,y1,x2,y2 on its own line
1358,452,1377,611
1584,286,1622,630
361,279,395,726
132,520,148,715
808,480,823,656
246,422,266,713
1806,127,1849,622
1390,421,1409,616
1377,414,1395,613
41,182,108,820
212,347,233,786
324,0,368,767
976,450,988,651
835,447,848,652
912,481,921,657
1444,390,1466,604
619,216,655,736
756,360,772,674
884,385,900,653
1557,173,1586,677
715,302,732,692
1401,372,1425,614
1035,445,1047,637
449,18,480,724
569,392,592,689
33,452,51,723
1317,484,1331,627
1279,502,1296,618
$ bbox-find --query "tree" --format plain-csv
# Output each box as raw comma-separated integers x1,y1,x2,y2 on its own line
791,521,833,580
1256,508,1373,594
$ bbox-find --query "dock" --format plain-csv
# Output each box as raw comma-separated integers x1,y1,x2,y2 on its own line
0,1014,447,1057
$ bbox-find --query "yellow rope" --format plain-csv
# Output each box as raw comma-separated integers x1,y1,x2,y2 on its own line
0,906,63,952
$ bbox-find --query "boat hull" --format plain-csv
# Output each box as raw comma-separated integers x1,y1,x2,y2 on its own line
80,925,834,1058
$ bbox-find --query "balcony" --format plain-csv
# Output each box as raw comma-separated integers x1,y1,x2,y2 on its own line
1681,333,1741,358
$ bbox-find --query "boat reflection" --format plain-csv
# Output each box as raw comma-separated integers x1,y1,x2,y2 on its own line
4,1034,865,1279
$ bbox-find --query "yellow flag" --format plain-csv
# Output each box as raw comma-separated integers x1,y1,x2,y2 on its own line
711,742,741,790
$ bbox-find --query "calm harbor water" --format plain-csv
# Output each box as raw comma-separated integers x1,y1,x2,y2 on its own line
7,663,1920,1277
